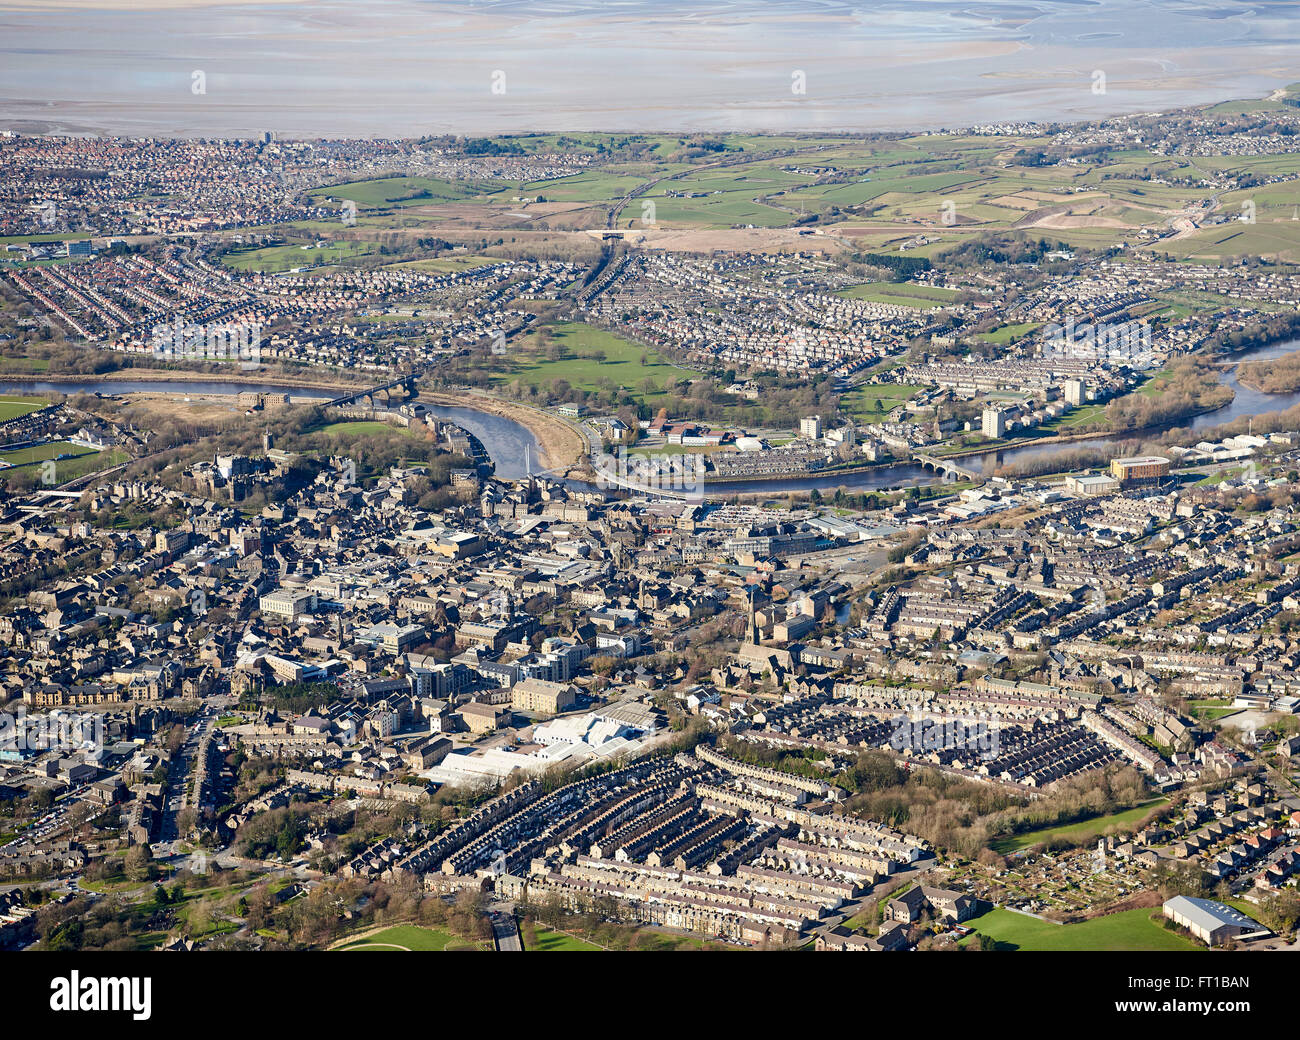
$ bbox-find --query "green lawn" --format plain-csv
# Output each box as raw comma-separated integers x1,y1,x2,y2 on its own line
836,283,963,309
527,928,601,951
1193,705,1241,721
0,440,128,484
497,321,697,401
0,357,51,373
220,241,376,273
319,420,411,438
336,925,488,952
991,798,1169,854
0,394,46,421
1041,403,1108,432
977,321,1042,346
308,175,504,210
841,383,923,423
959,907,1202,952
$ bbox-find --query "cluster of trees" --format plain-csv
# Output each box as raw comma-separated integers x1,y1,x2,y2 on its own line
460,137,526,156
253,680,341,716
1238,349,1300,393
273,876,490,948
856,251,931,281
1204,312,1300,357
996,446,1116,479
845,765,1025,861
234,806,310,861
1104,360,1233,433
1226,484,1300,513
938,233,1066,269
983,766,1151,855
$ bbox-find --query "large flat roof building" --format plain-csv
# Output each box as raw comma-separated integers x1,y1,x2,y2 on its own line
1163,895,1266,946
259,587,317,621
1110,455,1170,485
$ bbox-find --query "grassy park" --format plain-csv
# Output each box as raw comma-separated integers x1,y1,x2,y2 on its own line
0,394,46,421
958,907,1202,952
525,928,602,951
840,383,923,423
497,322,697,402
991,799,1169,855
836,282,963,309
336,925,489,952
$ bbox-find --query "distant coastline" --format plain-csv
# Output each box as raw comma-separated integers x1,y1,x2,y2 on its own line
1,0,1295,138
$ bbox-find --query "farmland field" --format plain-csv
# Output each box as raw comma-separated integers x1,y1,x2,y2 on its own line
308,175,504,209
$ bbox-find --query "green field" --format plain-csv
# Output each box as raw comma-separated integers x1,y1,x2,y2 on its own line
1039,402,1108,434
220,241,377,273
0,394,46,421
523,170,651,204
991,798,1169,855
0,233,92,245
0,439,128,485
526,928,601,951
638,190,794,229
497,321,697,401
319,421,411,438
385,255,501,274
977,322,1042,346
308,175,504,210
836,282,963,309
336,925,488,952
1189,700,1240,720
0,357,51,373
1164,219,1300,261
959,907,1202,952
0,440,89,465
841,383,924,423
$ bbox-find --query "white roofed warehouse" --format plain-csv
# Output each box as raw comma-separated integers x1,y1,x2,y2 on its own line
1162,896,1268,947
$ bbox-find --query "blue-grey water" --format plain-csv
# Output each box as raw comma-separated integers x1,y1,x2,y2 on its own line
959,336,1300,476
8,334,1300,492
0,377,928,493
1,0,1297,137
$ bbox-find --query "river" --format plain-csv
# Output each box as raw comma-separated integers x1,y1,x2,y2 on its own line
0,378,553,481
951,336,1300,478
12,338,1300,497
1,376,935,496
